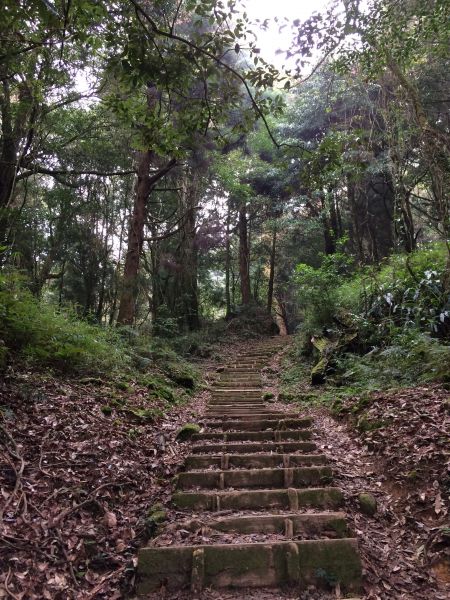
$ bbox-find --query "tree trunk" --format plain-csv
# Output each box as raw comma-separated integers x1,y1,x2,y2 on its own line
117,151,152,326
238,202,251,305
399,188,416,253
348,173,394,263
225,202,232,318
177,169,200,330
386,56,449,239
117,153,175,326
267,227,277,313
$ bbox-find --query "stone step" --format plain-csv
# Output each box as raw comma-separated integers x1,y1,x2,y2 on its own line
226,364,265,368
214,382,262,388
210,394,263,398
137,539,361,595
204,417,313,431
204,412,301,419
185,453,328,470
175,466,333,490
211,389,262,394
192,430,313,442
218,380,262,385
173,486,344,511
179,511,349,538
211,391,263,394
185,454,328,471
208,399,265,405
191,441,318,454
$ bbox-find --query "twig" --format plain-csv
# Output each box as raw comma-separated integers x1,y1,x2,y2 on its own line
4,568,21,600
38,430,52,477
82,566,125,600
55,528,78,587
49,480,132,528
0,424,26,522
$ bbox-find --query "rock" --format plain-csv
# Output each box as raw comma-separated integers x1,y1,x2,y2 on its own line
176,423,201,441
216,366,225,373
148,503,167,524
358,492,377,516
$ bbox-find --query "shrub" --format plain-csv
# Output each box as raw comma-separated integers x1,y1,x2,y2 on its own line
0,272,130,375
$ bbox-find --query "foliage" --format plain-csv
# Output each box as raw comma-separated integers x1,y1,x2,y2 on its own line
295,243,449,344
294,248,354,333
0,272,129,374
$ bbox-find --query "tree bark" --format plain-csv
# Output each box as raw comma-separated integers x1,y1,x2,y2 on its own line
225,201,232,318
117,151,152,326
176,168,200,330
238,202,251,305
117,154,175,326
267,227,277,313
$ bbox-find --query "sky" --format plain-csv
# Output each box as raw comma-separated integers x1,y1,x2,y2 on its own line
240,0,330,68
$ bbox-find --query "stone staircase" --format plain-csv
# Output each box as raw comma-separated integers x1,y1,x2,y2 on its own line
137,338,362,597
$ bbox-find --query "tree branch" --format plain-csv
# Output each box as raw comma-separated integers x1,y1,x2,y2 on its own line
127,0,311,153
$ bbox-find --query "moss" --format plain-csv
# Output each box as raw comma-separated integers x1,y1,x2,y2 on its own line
328,518,350,538
204,545,272,577
127,407,163,421
127,427,141,439
163,361,199,390
356,416,385,433
114,380,130,391
350,393,372,414
263,391,275,401
279,391,294,403
176,423,201,441
141,374,181,403
100,405,113,416
358,492,377,516
311,357,327,385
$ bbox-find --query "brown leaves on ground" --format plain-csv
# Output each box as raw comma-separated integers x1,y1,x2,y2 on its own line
0,369,208,599
320,383,450,599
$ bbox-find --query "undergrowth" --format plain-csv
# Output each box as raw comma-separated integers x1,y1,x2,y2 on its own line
0,272,201,401
280,243,450,407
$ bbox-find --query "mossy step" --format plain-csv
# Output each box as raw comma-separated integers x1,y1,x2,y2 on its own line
191,430,313,442
175,466,333,490
214,383,262,388
208,401,266,406
220,371,261,382
180,511,349,538
204,418,313,431
137,538,361,595
173,486,343,511
204,412,301,419
211,389,262,394
210,395,263,399
185,453,328,470
192,441,317,454
211,384,261,397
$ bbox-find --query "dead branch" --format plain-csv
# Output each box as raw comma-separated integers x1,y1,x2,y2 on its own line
49,480,132,528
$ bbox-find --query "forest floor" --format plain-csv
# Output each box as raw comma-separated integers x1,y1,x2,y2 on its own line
0,336,449,599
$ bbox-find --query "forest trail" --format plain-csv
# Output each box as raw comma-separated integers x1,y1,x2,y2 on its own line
136,338,362,598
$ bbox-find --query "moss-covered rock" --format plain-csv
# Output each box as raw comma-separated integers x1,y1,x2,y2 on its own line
176,423,201,441
358,492,377,516
162,360,199,390
141,374,178,403
263,392,275,401
144,503,167,538
101,405,113,416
